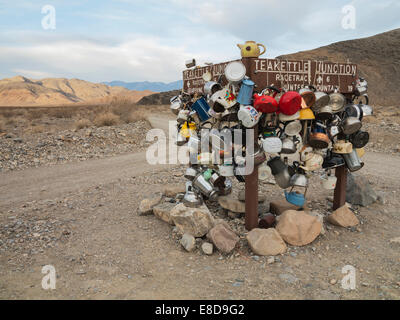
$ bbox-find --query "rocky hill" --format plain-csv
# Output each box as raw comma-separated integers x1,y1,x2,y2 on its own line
0,76,154,106
278,28,400,106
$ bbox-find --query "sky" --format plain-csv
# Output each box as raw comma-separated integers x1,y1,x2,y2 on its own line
0,0,399,83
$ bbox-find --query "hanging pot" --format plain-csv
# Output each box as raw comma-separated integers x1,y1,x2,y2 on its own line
170,96,183,115
290,173,308,187
191,97,211,122
329,92,346,113
238,105,261,128
279,111,300,122
237,79,255,105
308,129,330,149
349,130,369,149
341,116,362,135
313,91,330,110
332,140,353,154
299,108,315,120
300,153,323,171
204,81,222,96
299,87,316,108
281,136,300,154
315,105,333,121
177,109,190,124
344,104,364,121
262,136,282,153
284,120,302,136
342,149,364,172
224,61,246,84
278,91,302,115
209,172,226,189
268,157,291,189
322,153,345,169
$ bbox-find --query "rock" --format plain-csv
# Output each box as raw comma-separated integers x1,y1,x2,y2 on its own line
180,233,196,252
207,223,239,254
279,273,298,284
238,190,267,202
269,200,304,216
153,202,176,225
330,279,337,285
389,237,400,244
213,219,233,232
201,242,213,255
163,184,186,197
346,173,378,206
276,210,322,246
246,228,287,256
267,256,275,264
218,196,245,213
170,203,215,237
308,211,326,235
138,192,162,215
327,205,359,227
228,211,241,219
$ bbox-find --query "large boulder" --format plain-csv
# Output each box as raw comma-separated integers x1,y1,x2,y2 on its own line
327,205,359,227
346,173,378,207
218,196,245,213
276,210,322,246
246,228,287,256
138,192,162,215
170,203,215,237
207,223,239,254
153,202,176,225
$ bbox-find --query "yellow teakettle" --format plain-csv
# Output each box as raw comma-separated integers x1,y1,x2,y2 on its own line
237,41,266,58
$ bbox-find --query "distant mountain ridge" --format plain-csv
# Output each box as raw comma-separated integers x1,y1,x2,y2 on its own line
103,80,183,92
0,76,154,106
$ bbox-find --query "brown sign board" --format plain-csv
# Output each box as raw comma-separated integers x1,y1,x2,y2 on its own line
183,57,357,95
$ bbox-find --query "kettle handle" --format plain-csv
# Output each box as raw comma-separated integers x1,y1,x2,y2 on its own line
257,43,266,56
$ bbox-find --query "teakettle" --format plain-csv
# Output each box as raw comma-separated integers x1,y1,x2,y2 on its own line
237,41,266,58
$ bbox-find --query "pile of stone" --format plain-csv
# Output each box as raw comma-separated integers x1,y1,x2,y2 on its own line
139,183,362,257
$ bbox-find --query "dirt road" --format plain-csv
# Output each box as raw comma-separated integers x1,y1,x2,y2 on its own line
0,115,399,300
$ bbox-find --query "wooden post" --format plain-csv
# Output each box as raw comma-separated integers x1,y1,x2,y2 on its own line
242,57,259,231
333,165,347,210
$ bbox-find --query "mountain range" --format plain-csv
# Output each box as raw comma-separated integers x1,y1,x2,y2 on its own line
103,80,183,92
0,76,154,106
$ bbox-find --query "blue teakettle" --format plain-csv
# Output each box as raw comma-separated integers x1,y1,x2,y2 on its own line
191,97,211,122
237,79,255,105
284,190,306,207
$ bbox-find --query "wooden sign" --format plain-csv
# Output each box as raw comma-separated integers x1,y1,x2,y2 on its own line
183,57,357,95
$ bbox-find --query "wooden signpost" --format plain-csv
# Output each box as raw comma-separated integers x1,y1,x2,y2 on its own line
183,57,357,230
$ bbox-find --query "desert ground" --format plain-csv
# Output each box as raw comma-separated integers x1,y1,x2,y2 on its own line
0,102,399,300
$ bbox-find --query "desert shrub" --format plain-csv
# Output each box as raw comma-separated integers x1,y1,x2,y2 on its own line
94,112,119,127
26,110,43,120
75,119,92,129
50,108,75,119
0,119,4,132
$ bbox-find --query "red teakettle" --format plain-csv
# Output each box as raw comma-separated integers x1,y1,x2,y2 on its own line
278,91,302,115
253,93,279,113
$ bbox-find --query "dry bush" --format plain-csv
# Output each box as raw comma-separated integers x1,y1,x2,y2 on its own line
0,118,4,132
0,111,14,118
26,111,43,120
49,108,75,119
6,118,15,126
75,119,92,130
94,112,119,127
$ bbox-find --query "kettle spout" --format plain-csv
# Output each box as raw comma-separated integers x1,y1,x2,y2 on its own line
237,44,243,49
